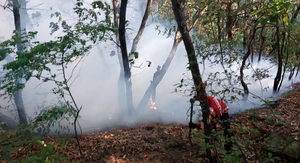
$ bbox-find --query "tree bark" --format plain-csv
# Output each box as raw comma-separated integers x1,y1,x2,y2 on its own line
278,43,287,91
136,30,181,110
226,1,233,40
171,1,219,162
12,0,28,125
258,24,266,62
243,9,247,49
288,65,296,81
291,4,300,23
129,0,153,61
119,0,134,114
240,26,256,101
273,20,282,93
113,0,126,111
278,22,288,91
136,5,201,110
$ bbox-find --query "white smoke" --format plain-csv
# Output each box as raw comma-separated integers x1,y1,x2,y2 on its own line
0,0,298,133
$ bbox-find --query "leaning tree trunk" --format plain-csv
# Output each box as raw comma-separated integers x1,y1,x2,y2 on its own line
137,4,202,110
129,0,152,63
289,65,296,81
116,0,152,113
119,0,134,114
12,0,28,125
258,24,266,62
240,26,256,101
273,20,282,93
171,1,219,162
137,30,181,110
113,0,126,111
278,31,287,91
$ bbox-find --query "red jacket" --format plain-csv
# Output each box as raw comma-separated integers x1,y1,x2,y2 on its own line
206,95,229,118
194,95,229,118
194,95,229,130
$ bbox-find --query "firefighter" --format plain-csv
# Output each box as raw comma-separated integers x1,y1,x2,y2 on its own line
189,95,233,152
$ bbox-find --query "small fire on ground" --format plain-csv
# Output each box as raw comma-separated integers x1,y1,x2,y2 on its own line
150,98,158,110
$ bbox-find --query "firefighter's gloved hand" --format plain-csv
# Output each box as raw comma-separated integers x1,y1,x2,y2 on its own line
195,122,202,130
194,95,199,101
189,122,196,129
189,122,202,130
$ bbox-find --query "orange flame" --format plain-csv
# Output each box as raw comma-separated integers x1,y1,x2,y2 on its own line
150,98,158,110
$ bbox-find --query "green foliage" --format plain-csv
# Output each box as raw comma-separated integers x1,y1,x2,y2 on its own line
253,0,292,27
0,0,114,97
223,150,242,163
0,1,116,161
18,140,68,163
264,116,285,126
129,51,139,61
0,124,68,162
0,101,74,162
31,104,77,135
263,152,279,163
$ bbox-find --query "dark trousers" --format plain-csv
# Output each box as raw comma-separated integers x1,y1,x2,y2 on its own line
212,113,233,152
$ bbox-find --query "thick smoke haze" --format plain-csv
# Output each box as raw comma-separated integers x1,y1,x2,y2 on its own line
0,0,298,134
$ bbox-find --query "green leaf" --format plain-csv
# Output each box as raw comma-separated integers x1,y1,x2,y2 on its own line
268,152,272,158
2,145,11,160
282,17,289,23
0,122,9,130
261,19,268,26
281,2,291,9
0,49,8,60
92,1,104,9
270,15,278,23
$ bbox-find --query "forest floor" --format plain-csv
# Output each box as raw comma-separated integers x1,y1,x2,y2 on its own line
1,84,300,163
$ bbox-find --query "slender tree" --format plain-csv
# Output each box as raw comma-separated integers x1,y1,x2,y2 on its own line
12,0,28,125
171,0,219,162
115,0,153,113
113,0,126,111
240,25,256,100
137,6,203,110
118,0,134,114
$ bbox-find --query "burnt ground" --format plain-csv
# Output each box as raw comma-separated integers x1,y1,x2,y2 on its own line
1,84,300,163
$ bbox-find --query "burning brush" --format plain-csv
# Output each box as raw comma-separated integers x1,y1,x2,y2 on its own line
150,98,158,110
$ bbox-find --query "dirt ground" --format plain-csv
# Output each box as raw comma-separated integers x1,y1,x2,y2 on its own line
2,84,300,163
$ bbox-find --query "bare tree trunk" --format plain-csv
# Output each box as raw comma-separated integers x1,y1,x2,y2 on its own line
226,1,233,40
115,0,152,113
291,4,300,23
12,0,28,125
278,46,288,91
278,24,288,91
171,1,219,162
119,0,134,114
129,0,153,62
289,65,296,80
240,26,256,101
243,10,247,49
113,0,126,110
136,4,202,110
287,6,300,81
273,20,282,93
137,30,181,110
258,24,266,62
